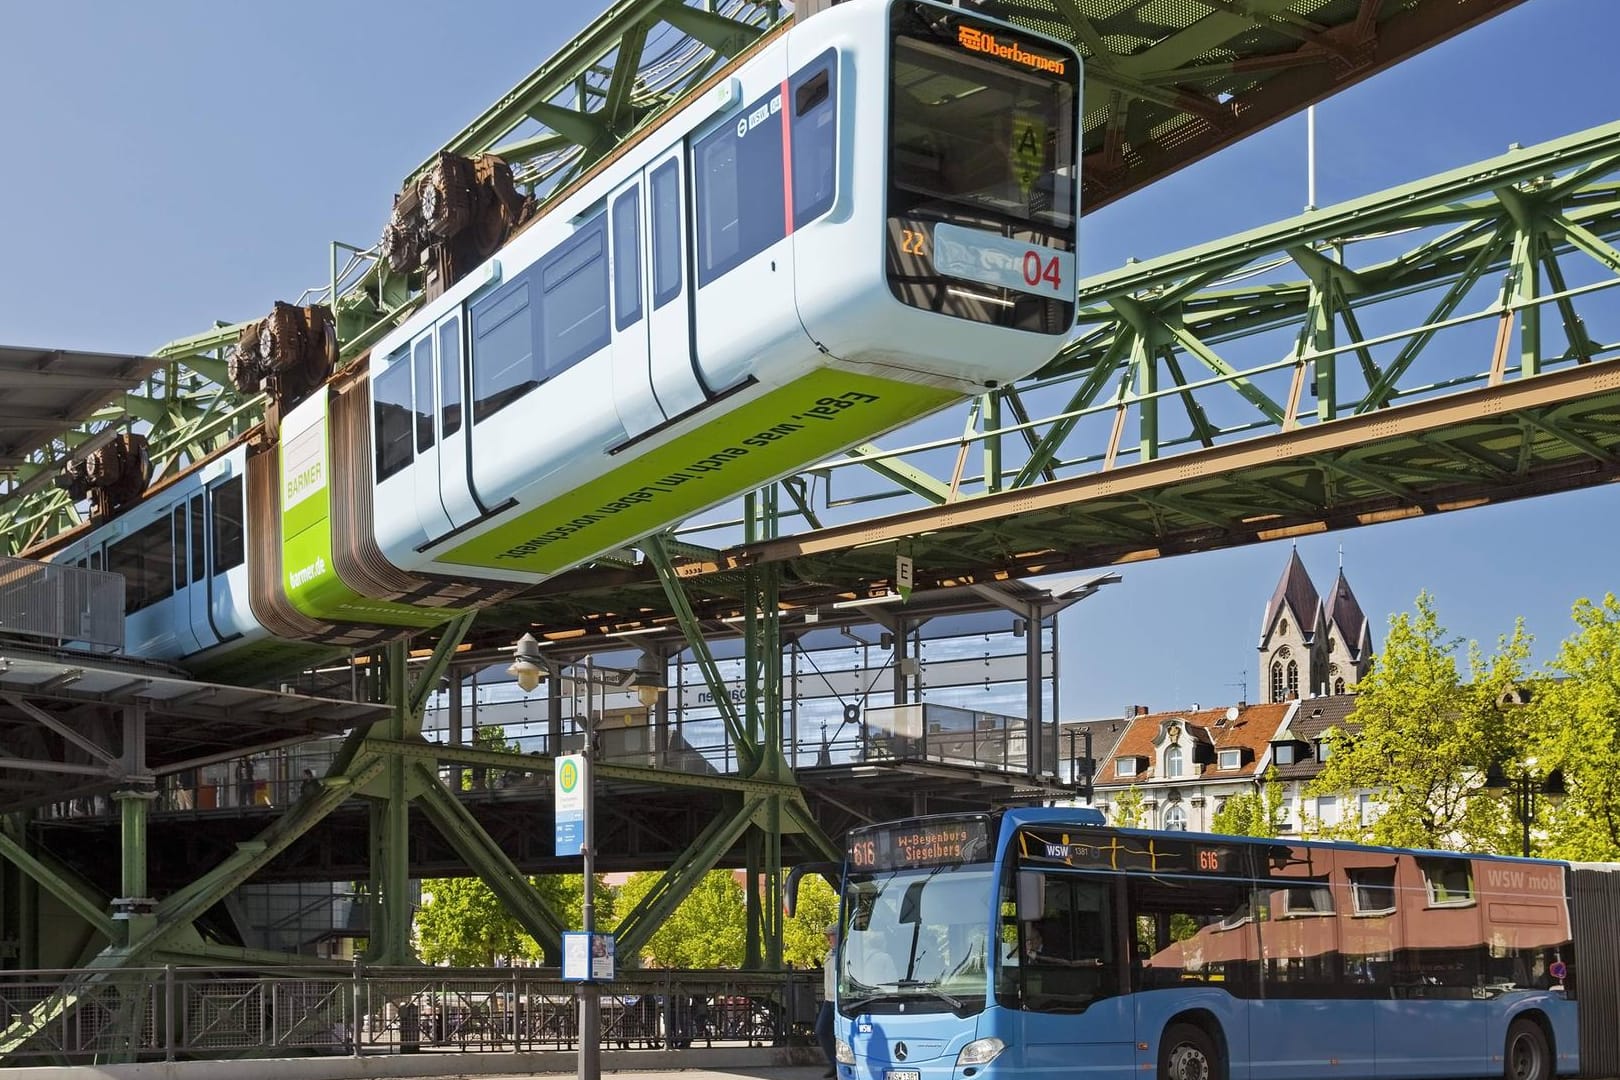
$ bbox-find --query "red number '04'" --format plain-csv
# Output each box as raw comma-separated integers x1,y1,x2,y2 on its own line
1022,251,1063,291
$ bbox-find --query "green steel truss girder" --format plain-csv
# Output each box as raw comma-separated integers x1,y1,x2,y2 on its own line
646,532,760,772
411,759,569,958
810,121,1620,516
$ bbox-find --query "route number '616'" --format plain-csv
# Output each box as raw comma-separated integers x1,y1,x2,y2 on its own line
1022,250,1064,291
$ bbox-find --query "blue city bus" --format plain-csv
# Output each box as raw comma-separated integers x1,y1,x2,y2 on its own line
832,808,1619,1080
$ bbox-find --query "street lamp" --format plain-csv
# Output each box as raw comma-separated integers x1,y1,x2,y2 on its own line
507,633,545,693
627,654,666,708
1484,758,1566,857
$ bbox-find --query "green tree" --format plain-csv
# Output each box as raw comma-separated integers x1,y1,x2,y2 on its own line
416,872,614,966
783,874,840,969
1107,786,1146,827
1211,767,1283,837
1530,594,1620,861
616,869,747,968
416,875,537,966
1309,592,1529,852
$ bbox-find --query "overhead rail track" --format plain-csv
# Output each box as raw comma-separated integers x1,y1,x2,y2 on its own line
447,117,1620,650
0,0,1526,557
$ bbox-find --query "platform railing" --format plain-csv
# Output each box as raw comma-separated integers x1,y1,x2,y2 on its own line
0,964,817,1064
0,555,123,651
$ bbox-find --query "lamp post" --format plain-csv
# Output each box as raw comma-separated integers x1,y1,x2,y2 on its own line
1484,759,1566,857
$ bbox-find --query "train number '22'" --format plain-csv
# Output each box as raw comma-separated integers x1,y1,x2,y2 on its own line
901,229,929,256
1022,250,1063,291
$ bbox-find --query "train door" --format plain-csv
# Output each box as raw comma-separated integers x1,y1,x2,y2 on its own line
409,329,455,541
689,50,800,393
176,498,217,654
432,311,481,532
644,150,707,419
206,473,248,639
608,178,664,439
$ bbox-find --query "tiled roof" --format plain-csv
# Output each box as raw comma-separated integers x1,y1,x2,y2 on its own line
1271,693,1360,781
1261,549,1322,644
1324,570,1372,661
1094,702,1294,788
1059,718,1132,779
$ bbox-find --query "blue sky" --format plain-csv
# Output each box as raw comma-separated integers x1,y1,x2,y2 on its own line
1,1,1615,719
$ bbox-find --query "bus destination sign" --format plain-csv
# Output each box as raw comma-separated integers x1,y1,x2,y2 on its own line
1017,827,1250,878
849,817,992,871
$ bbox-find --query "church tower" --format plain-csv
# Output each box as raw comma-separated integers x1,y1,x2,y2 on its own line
1323,568,1374,694
1258,549,1329,701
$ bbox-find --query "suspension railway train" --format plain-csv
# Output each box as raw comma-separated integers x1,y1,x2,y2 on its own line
43,0,1082,680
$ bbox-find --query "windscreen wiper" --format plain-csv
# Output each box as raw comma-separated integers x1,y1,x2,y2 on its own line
897,980,963,1010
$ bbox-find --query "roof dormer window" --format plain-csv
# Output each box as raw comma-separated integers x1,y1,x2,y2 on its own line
1115,757,1139,778
1217,748,1242,770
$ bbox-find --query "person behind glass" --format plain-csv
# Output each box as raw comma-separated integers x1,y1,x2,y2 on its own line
817,924,839,1078
300,768,320,800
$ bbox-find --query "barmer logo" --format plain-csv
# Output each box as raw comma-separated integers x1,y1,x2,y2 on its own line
957,25,1067,76
289,557,328,590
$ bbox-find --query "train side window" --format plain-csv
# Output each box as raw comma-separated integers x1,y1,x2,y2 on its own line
695,84,786,285
89,548,102,572
172,506,188,592
211,475,246,575
611,186,643,330
650,161,682,309
374,359,414,481
412,336,436,453
470,277,537,422
439,317,462,437
189,495,206,583
112,516,175,614
539,217,610,379
791,52,838,228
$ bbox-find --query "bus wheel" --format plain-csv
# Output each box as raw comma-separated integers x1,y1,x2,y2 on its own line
1505,1018,1550,1080
1159,1023,1218,1080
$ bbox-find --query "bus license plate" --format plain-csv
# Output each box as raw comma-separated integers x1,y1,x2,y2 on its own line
886,1071,921,1080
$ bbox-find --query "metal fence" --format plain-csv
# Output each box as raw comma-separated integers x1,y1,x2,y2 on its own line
0,964,819,1064
0,555,123,651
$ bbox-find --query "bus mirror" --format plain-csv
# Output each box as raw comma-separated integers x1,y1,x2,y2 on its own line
1017,870,1044,916
785,861,840,917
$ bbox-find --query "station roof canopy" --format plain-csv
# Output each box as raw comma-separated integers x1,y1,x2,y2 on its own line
0,344,160,469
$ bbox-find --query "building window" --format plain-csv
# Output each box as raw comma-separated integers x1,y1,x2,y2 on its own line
1162,804,1187,831
1279,619,1289,637
1358,792,1375,824
1270,662,1285,703
1349,867,1397,915
1316,739,1332,762
1274,744,1296,766
1334,677,1346,695
1165,744,1184,778
1115,757,1138,778
1218,748,1242,770
1316,795,1340,826
1285,660,1299,698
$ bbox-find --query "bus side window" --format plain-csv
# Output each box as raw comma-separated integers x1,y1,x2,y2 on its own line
650,160,682,309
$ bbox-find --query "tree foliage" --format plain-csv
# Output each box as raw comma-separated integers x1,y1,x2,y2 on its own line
1529,594,1620,861
1309,592,1528,852
416,873,613,966
617,869,748,968
1108,787,1146,827
1211,767,1283,837
783,874,840,969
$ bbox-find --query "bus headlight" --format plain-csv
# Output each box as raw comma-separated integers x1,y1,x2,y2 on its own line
836,1039,855,1064
956,1037,1006,1067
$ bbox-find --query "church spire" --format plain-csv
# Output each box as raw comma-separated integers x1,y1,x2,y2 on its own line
1260,548,1321,643
1325,568,1370,661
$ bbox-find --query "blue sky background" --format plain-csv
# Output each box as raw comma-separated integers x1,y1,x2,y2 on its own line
1,1,1615,718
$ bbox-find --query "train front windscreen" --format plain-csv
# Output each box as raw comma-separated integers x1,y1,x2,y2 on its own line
886,1,1079,333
